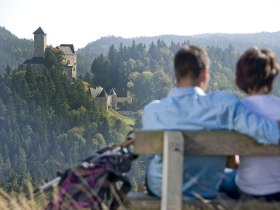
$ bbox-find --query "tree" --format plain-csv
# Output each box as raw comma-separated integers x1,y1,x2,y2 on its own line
91,54,112,90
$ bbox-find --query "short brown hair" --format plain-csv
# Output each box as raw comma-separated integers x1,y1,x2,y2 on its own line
236,48,280,94
174,45,210,81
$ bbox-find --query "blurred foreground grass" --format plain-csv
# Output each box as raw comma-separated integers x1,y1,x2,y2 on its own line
0,189,46,210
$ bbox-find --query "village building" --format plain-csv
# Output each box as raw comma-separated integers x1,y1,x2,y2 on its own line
22,27,77,79
90,86,132,111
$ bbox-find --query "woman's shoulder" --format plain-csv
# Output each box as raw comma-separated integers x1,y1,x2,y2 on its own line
242,94,280,119
243,94,280,104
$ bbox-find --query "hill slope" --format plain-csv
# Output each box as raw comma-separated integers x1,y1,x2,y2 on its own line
0,27,33,74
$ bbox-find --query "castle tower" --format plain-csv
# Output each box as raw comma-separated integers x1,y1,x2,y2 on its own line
96,89,109,110
33,27,46,58
110,88,117,110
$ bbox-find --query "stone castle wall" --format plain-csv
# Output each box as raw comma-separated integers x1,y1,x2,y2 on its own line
63,53,77,79
34,34,46,57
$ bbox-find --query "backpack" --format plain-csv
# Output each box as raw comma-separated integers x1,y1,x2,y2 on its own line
46,144,137,210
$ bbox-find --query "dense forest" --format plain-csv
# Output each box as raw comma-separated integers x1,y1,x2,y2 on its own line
0,27,280,193
0,48,134,192
77,32,280,76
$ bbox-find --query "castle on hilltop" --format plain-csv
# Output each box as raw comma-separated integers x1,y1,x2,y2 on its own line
23,27,77,79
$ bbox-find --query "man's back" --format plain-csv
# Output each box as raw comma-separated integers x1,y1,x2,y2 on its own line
143,87,239,131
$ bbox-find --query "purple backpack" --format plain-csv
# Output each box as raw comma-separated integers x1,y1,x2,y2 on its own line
46,146,136,210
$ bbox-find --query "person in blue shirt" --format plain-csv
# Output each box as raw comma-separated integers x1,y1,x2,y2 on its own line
142,45,280,200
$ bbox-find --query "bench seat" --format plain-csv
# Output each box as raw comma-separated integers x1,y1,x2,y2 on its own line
128,130,280,210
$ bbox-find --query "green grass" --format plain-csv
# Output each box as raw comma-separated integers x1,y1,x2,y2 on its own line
107,108,135,126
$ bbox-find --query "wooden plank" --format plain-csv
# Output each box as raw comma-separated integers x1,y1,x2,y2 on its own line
134,130,280,155
134,131,164,154
161,131,183,210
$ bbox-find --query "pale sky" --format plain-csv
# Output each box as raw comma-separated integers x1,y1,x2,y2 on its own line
1,0,280,49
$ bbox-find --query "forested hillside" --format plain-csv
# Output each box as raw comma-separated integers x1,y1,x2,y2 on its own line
77,32,280,76
0,48,132,192
0,27,33,74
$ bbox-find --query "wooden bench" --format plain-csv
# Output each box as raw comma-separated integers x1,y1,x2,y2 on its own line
126,130,280,210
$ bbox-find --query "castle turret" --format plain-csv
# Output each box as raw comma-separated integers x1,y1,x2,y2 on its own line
33,27,46,58
96,89,109,110
109,88,117,110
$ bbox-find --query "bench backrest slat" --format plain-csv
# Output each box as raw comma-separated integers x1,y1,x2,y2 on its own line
134,131,280,155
